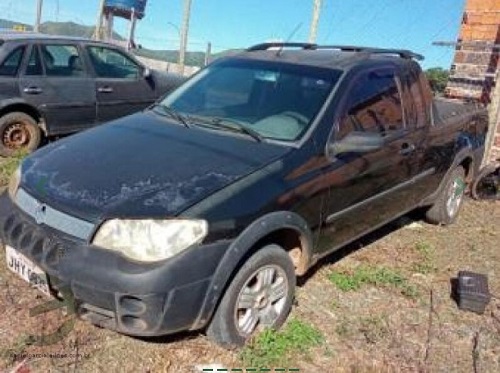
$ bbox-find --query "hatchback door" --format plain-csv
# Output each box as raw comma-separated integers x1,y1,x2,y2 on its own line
18,43,97,135
86,45,158,123
316,67,417,254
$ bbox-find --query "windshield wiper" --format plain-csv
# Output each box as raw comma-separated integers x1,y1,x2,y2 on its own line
152,104,191,128
191,116,263,142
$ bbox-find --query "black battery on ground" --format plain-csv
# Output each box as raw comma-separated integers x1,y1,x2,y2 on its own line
456,271,491,315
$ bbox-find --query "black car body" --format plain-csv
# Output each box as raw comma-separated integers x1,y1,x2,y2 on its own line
0,43,489,346
0,32,185,156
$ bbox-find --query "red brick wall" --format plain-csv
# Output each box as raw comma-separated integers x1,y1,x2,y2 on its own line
446,0,500,163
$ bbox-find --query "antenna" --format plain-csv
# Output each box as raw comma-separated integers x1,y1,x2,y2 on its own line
277,22,303,57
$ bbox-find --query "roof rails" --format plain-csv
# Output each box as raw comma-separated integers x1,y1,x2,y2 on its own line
246,42,317,51
246,43,425,61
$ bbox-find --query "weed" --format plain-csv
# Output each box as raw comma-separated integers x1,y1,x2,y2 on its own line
412,241,437,274
359,315,390,344
240,318,323,368
415,241,434,257
328,266,419,299
330,300,340,310
0,334,32,364
0,150,27,187
335,319,352,338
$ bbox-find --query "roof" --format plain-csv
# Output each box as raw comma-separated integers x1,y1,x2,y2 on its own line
231,43,424,71
0,32,113,46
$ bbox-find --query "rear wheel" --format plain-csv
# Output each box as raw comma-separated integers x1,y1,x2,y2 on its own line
0,112,41,157
425,166,467,225
206,244,296,347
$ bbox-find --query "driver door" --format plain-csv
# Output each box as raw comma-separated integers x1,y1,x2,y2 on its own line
317,67,415,254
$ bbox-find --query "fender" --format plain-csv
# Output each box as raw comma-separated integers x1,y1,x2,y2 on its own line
191,211,314,330
0,97,31,111
0,99,45,133
420,145,476,206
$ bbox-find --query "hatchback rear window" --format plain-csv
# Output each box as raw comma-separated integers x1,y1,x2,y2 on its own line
0,46,25,76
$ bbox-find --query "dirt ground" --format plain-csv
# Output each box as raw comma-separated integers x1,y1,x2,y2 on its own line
0,187,499,372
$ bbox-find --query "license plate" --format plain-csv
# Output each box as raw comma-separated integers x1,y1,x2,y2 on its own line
5,245,51,297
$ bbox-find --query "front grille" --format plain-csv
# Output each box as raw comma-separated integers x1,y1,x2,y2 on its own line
15,188,95,240
2,210,70,274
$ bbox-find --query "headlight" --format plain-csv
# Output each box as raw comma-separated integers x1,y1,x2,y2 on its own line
92,219,208,262
8,165,21,200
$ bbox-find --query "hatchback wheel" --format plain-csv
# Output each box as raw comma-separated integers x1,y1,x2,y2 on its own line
207,244,295,347
0,112,41,157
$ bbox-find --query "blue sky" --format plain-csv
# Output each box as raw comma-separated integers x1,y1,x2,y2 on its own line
2,0,466,68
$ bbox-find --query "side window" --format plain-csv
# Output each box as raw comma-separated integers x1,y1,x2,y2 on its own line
401,69,426,128
0,46,25,76
418,71,434,124
87,46,141,79
337,69,404,140
41,45,84,77
25,46,43,76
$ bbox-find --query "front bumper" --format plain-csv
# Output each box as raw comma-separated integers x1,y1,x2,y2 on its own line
0,192,231,336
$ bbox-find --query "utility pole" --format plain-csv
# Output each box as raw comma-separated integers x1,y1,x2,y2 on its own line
94,0,106,40
179,0,193,75
308,0,322,43
204,42,212,66
34,0,43,33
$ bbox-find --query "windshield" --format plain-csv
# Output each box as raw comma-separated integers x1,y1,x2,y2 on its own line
161,59,342,142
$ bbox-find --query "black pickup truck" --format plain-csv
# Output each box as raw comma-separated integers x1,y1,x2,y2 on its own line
0,43,488,347
0,32,185,156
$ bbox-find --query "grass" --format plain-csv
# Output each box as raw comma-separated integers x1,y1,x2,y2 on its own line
412,241,437,274
358,315,390,344
0,150,27,188
240,318,324,368
328,266,419,299
0,334,32,365
335,314,390,344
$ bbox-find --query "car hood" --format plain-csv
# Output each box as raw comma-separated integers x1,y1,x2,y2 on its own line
20,112,289,222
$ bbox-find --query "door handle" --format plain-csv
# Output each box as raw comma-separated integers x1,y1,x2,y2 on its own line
400,143,416,156
23,87,43,95
97,87,114,93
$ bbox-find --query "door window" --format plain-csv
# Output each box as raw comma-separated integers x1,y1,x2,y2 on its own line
337,69,404,140
25,46,43,76
87,46,141,79
401,68,426,128
41,45,85,77
0,46,25,76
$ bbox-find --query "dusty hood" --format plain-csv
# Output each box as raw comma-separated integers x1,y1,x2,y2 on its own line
20,111,289,222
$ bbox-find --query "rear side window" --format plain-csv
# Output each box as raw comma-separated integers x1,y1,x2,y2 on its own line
41,45,85,77
337,68,404,140
0,46,25,76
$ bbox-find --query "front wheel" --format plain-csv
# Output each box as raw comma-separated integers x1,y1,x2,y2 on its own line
425,166,467,225
206,244,296,347
0,112,41,157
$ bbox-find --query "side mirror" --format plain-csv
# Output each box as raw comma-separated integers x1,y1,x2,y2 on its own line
143,67,152,79
329,131,384,156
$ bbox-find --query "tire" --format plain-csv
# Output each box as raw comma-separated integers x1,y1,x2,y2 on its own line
206,244,296,347
471,164,499,201
0,112,42,157
425,166,467,225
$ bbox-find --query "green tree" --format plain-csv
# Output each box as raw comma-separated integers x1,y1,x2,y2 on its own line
425,67,450,95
